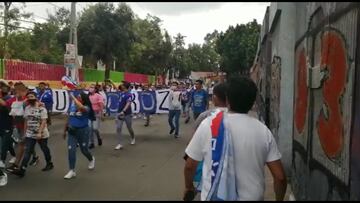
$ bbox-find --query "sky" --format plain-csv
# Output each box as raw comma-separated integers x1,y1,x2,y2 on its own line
15,2,270,47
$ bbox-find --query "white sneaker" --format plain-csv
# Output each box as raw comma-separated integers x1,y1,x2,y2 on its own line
0,161,5,168
0,173,8,186
114,144,123,150
130,138,136,145
64,170,76,179
88,157,95,170
8,157,16,164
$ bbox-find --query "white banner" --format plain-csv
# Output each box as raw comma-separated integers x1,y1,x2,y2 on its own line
156,89,170,114
52,89,70,113
48,89,172,114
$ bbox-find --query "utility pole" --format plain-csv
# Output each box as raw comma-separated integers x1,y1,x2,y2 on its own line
67,2,78,82
3,2,11,59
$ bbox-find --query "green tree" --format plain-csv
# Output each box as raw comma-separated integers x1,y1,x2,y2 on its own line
7,31,40,61
171,33,187,78
216,19,260,76
0,2,32,58
127,14,172,76
77,2,135,78
47,7,71,52
31,22,64,64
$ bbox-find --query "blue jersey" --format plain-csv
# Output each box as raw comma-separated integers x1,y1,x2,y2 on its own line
181,89,191,104
191,89,208,113
118,91,132,115
37,89,53,111
68,102,90,128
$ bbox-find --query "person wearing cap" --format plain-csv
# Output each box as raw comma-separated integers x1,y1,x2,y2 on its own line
6,82,39,173
11,91,54,177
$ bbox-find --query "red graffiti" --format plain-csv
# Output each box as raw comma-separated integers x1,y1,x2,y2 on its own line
317,31,347,158
294,48,308,134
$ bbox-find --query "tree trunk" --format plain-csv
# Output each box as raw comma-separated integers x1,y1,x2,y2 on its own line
104,58,111,80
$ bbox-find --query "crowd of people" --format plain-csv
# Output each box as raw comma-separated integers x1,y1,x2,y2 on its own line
0,76,287,201
0,79,209,182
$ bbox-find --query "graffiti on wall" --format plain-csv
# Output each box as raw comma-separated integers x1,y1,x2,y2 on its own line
292,5,358,200
269,56,281,137
317,30,347,159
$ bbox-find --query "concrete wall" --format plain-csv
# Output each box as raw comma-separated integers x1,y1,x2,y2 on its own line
253,2,360,200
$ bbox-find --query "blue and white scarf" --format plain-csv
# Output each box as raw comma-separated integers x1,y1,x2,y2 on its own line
205,112,238,201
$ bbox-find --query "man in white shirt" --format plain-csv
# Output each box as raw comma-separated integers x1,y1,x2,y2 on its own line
168,81,182,138
183,76,287,201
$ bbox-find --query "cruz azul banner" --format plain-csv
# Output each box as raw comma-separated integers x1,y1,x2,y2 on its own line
47,89,172,114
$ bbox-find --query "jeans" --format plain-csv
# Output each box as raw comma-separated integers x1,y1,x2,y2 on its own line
168,110,181,134
193,112,201,120
89,112,102,145
144,112,150,125
115,114,135,144
21,137,52,169
0,129,16,162
67,126,93,170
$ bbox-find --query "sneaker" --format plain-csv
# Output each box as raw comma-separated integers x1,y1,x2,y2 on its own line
185,118,190,124
88,157,95,170
144,123,149,127
6,164,18,173
169,129,175,135
29,156,40,166
11,168,25,178
89,143,95,149
98,138,102,146
9,157,16,164
0,173,8,186
130,138,136,145
64,170,76,179
114,144,123,150
174,134,180,139
0,161,5,168
42,163,54,172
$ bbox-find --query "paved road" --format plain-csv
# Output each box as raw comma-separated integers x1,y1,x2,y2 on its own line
0,113,289,200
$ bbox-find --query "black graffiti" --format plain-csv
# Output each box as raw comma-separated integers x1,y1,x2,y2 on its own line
131,93,137,112
158,90,170,111
54,91,67,111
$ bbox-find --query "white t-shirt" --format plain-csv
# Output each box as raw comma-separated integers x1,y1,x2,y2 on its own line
168,90,182,110
185,113,282,201
208,87,214,95
24,105,50,139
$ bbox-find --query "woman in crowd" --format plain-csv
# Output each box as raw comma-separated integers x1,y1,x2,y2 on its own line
63,91,95,179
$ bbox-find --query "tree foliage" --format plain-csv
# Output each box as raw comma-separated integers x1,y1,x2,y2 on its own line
0,3,260,80
77,3,135,78
216,19,260,76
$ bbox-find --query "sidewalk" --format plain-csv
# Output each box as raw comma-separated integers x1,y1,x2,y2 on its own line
264,167,293,200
